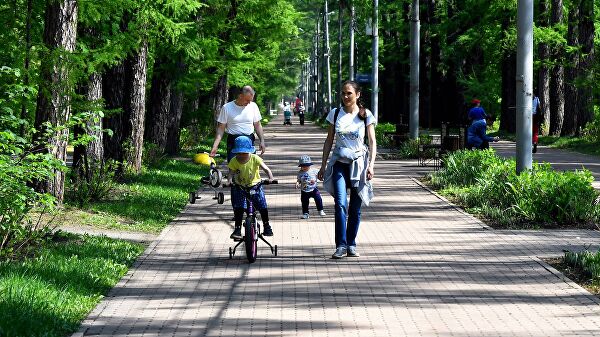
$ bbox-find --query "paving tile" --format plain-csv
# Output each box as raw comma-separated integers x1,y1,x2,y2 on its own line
74,114,600,337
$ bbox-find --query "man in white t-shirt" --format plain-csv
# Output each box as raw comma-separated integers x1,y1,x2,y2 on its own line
209,85,266,162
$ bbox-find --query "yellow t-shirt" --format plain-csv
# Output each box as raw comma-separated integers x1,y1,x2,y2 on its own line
228,154,263,187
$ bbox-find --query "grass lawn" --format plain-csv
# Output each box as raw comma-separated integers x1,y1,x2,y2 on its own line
0,233,144,337
63,156,211,234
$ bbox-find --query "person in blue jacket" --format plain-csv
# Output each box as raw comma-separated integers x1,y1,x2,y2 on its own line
467,116,499,149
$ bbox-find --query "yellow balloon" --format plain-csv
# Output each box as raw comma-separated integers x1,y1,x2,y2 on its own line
193,153,215,166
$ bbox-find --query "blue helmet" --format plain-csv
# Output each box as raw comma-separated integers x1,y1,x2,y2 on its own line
231,136,255,154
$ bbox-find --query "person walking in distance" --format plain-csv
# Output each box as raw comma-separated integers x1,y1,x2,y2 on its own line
318,80,376,259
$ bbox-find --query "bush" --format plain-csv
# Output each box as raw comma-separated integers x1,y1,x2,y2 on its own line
66,161,120,207
564,249,600,282
428,149,600,227
0,67,61,259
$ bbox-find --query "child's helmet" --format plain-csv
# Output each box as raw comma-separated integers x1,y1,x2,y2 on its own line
231,136,255,154
298,155,312,167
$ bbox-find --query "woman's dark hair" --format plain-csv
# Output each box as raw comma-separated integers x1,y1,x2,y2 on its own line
341,80,367,120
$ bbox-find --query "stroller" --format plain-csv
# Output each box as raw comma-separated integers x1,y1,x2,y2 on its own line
283,103,292,125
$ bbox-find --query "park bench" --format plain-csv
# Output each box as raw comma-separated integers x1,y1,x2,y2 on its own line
384,116,409,146
418,122,467,168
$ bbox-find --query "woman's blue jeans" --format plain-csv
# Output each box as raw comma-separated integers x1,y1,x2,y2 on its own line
332,161,362,248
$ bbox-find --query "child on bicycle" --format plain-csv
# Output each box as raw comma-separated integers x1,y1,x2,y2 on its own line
295,155,325,219
228,136,275,240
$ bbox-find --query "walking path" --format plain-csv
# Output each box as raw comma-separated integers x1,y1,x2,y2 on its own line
75,115,600,337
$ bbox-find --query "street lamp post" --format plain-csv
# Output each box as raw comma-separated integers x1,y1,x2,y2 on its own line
516,0,533,173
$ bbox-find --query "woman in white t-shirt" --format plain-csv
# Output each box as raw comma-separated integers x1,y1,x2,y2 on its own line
318,80,377,259
209,85,266,162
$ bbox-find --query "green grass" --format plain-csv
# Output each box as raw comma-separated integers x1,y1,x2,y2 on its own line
0,233,144,337
64,144,228,234
538,135,600,156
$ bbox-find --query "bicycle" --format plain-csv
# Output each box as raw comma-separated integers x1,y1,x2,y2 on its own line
225,179,278,263
189,159,225,205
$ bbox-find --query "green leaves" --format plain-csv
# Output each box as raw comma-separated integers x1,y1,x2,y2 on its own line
429,149,600,227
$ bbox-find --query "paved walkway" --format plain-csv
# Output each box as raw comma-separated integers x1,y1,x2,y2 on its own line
75,115,600,337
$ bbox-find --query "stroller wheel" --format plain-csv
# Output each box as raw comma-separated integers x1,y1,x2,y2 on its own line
189,192,196,204
217,192,224,204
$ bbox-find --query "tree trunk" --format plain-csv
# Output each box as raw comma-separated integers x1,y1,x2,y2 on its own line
499,16,516,133
73,73,103,171
549,0,565,136
538,0,551,136
577,0,594,132
561,2,579,136
33,0,78,204
146,59,172,152
102,64,125,161
166,87,184,155
122,41,148,173
211,73,229,124
20,0,33,137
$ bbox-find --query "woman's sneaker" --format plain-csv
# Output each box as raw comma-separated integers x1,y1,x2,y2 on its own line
301,213,310,219
347,246,360,257
331,247,347,259
318,210,326,216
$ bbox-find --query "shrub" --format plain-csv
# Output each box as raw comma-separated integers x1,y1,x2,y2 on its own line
0,67,61,258
66,160,120,207
428,149,600,227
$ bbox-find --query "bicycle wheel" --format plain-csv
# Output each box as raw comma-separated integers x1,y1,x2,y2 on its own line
244,216,257,263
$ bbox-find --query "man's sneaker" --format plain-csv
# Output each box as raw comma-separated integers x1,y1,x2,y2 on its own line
301,213,310,219
331,247,347,259
230,226,242,240
262,224,273,236
318,210,326,216
347,246,360,257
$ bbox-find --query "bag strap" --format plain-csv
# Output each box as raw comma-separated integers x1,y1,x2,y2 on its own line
334,107,368,128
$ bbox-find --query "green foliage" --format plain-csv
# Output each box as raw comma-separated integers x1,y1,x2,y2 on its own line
428,149,600,227
0,233,143,337
0,67,61,258
564,249,600,283
65,161,120,207
68,158,206,233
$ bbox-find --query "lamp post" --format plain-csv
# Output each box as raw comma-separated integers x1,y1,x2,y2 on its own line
409,0,420,139
516,0,533,173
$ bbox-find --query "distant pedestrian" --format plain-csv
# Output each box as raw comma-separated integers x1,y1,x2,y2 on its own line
318,80,376,259
468,98,487,123
295,155,325,219
532,92,542,153
209,85,266,162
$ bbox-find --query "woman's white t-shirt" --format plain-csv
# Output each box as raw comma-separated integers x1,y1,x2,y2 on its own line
326,107,375,161
217,101,261,135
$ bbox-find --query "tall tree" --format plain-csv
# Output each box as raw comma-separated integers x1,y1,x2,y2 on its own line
562,0,579,136
576,0,594,131
537,0,551,135
33,0,78,203
549,0,565,136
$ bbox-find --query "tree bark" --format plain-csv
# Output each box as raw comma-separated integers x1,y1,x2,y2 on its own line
20,0,33,137
102,64,125,161
146,59,172,152
166,87,184,155
123,41,148,173
211,73,229,123
577,0,594,131
499,15,516,133
537,0,551,135
562,2,579,136
73,72,103,171
33,0,78,204
549,0,565,136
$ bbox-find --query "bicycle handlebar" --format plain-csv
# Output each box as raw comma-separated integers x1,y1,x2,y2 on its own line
222,179,278,188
